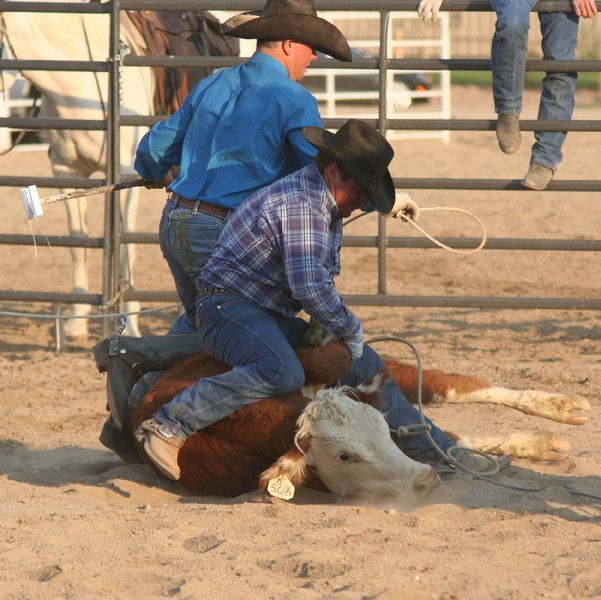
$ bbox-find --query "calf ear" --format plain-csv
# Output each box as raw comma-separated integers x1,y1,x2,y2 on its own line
355,368,392,409
259,437,312,491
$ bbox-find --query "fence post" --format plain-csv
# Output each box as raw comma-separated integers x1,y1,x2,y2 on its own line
377,9,391,295
103,0,122,336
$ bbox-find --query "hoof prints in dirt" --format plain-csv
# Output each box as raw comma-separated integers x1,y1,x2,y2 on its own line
258,557,351,579
183,534,223,554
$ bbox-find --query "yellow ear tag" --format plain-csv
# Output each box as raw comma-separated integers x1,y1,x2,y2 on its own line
267,475,295,500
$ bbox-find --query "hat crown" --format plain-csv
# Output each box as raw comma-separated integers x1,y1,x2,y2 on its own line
334,120,393,180
262,0,318,18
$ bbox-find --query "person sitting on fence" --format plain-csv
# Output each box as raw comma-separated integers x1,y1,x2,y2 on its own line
417,0,598,190
134,120,478,481
134,0,352,335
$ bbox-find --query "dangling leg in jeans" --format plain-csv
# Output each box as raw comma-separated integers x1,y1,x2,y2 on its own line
531,11,579,170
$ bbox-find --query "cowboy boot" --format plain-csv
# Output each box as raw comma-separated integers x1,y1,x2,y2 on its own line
98,414,138,464
496,114,521,154
521,162,555,191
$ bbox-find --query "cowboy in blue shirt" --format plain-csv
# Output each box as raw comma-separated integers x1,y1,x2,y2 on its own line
134,0,352,334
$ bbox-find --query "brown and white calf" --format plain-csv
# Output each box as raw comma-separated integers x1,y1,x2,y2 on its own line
130,341,439,501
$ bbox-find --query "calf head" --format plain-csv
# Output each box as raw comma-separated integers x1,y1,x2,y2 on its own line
260,385,439,504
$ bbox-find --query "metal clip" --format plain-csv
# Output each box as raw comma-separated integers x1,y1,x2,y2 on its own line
108,316,127,356
109,41,131,64
392,423,431,438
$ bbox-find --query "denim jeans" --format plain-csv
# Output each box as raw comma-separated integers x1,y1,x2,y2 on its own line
340,345,453,458
491,0,579,168
156,291,453,458
156,291,308,436
159,198,228,335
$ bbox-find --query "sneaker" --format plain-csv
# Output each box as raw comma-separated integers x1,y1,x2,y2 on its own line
496,114,521,154
521,162,555,191
135,419,185,480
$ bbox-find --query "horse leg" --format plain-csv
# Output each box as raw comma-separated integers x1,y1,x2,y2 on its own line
63,195,91,338
119,187,141,337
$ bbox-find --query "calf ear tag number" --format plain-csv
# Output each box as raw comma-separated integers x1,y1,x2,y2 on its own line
267,475,295,500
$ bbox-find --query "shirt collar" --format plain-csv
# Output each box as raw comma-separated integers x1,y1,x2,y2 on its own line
249,51,289,78
312,164,340,223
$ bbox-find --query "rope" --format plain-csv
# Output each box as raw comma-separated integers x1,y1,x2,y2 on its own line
405,206,487,255
0,303,181,321
367,336,599,500
344,206,487,255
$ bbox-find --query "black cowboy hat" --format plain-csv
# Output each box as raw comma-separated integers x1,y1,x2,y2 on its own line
221,0,352,63
303,119,395,213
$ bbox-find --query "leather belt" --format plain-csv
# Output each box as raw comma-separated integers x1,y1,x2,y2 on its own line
197,284,235,298
170,193,229,220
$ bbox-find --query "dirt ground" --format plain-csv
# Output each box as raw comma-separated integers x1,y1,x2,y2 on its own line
1,85,601,599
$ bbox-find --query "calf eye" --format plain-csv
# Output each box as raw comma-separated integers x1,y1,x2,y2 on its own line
338,452,351,462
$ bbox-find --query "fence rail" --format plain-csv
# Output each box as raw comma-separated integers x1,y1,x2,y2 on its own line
0,0,600,347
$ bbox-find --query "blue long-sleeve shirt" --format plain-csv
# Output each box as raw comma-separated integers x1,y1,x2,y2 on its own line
134,52,322,209
201,164,361,338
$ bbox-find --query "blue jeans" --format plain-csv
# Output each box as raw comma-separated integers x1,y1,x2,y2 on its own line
340,346,453,458
156,291,453,458
159,198,228,335
156,291,307,436
491,0,579,168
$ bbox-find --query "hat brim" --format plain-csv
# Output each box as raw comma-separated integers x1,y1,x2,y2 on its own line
303,127,395,213
223,13,352,63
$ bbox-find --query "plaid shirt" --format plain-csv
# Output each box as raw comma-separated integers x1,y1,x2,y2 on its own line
201,164,361,338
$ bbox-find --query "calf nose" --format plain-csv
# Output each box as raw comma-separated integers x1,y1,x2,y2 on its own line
412,466,440,496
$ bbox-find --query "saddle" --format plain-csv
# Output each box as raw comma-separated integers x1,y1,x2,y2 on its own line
126,10,240,114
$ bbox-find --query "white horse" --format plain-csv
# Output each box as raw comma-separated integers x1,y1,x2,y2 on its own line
1,8,154,337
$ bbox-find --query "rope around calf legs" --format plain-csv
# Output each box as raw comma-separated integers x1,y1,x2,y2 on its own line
365,335,544,493
368,335,601,500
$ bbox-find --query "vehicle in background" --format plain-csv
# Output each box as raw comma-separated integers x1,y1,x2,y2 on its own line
302,47,431,113
0,69,43,153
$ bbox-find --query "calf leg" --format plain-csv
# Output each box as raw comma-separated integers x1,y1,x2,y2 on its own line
385,361,590,425
449,430,571,462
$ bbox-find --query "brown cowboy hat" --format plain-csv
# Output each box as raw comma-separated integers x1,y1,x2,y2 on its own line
303,119,395,213
221,0,352,63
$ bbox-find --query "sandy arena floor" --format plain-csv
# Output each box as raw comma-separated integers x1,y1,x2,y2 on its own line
1,85,600,599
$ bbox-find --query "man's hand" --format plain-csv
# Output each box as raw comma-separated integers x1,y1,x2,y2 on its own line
386,192,420,222
573,0,597,18
143,166,178,190
417,0,444,21
343,324,364,361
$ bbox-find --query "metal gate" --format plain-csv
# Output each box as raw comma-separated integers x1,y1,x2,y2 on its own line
1,0,601,347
